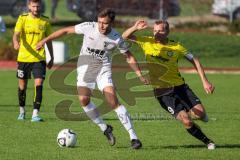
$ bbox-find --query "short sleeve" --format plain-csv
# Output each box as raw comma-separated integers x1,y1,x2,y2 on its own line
75,22,94,35
135,36,149,48
177,43,188,57
14,16,24,33
117,37,129,54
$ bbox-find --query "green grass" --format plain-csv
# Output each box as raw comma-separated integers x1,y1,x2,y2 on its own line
43,0,79,21
169,31,240,67
0,0,215,22
0,70,240,160
1,0,213,23
179,0,213,17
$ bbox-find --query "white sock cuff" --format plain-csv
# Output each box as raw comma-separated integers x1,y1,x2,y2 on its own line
82,102,97,112
114,104,127,113
19,106,25,114
129,129,138,140
32,109,39,117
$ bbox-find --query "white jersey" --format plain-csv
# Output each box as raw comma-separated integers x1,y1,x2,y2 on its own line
75,22,128,90
75,22,128,66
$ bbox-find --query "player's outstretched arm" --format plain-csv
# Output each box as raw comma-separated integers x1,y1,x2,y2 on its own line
122,20,148,41
124,51,149,85
187,56,215,94
36,26,75,50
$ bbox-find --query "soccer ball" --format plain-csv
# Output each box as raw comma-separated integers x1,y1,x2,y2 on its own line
57,129,77,147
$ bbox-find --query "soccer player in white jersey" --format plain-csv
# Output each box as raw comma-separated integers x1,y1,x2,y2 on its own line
36,8,148,149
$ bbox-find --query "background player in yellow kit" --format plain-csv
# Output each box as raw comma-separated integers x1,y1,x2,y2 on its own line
13,0,54,122
122,20,216,149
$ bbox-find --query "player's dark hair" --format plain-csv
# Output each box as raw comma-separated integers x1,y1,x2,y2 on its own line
155,20,169,31
98,8,115,22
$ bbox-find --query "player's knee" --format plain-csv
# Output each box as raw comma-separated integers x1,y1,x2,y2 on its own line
107,98,119,109
191,105,205,118
195,111,208,122
19,80,27,90
196,112,204,119
181,117,193,128
79,96,90,106
35,78,44,86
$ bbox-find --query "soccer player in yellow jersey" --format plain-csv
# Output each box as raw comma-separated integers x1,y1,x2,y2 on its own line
122,20,216,149
13,0,54,122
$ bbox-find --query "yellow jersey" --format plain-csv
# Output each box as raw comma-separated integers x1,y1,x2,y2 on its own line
135,36,188,89
14,13,51,62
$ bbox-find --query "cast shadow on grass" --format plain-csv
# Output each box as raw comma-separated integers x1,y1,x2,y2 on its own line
155,144,240,149
116,144,240,150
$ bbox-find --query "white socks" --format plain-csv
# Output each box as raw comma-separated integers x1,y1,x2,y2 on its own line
19,106,25,114
83,102,138,140
82,102,107,132
114,105,138,140
21,107,39,117
20,107,39,118
32,109,39,117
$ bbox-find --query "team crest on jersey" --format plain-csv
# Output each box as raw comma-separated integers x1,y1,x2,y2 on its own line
38,25,44,30
167,51,174,57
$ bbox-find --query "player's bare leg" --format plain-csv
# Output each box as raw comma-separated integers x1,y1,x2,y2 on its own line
17,79,28,120
177,110,215,149
103,86,142,149
189,104,209,122
78,87,115,146
31,78,44,122
102,86,119,110
177,111,193,128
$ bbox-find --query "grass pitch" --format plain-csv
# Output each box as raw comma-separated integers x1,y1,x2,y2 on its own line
0,70,240,160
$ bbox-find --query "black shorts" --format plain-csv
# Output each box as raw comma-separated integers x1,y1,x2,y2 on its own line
154,84,201,117
16,61,46,79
